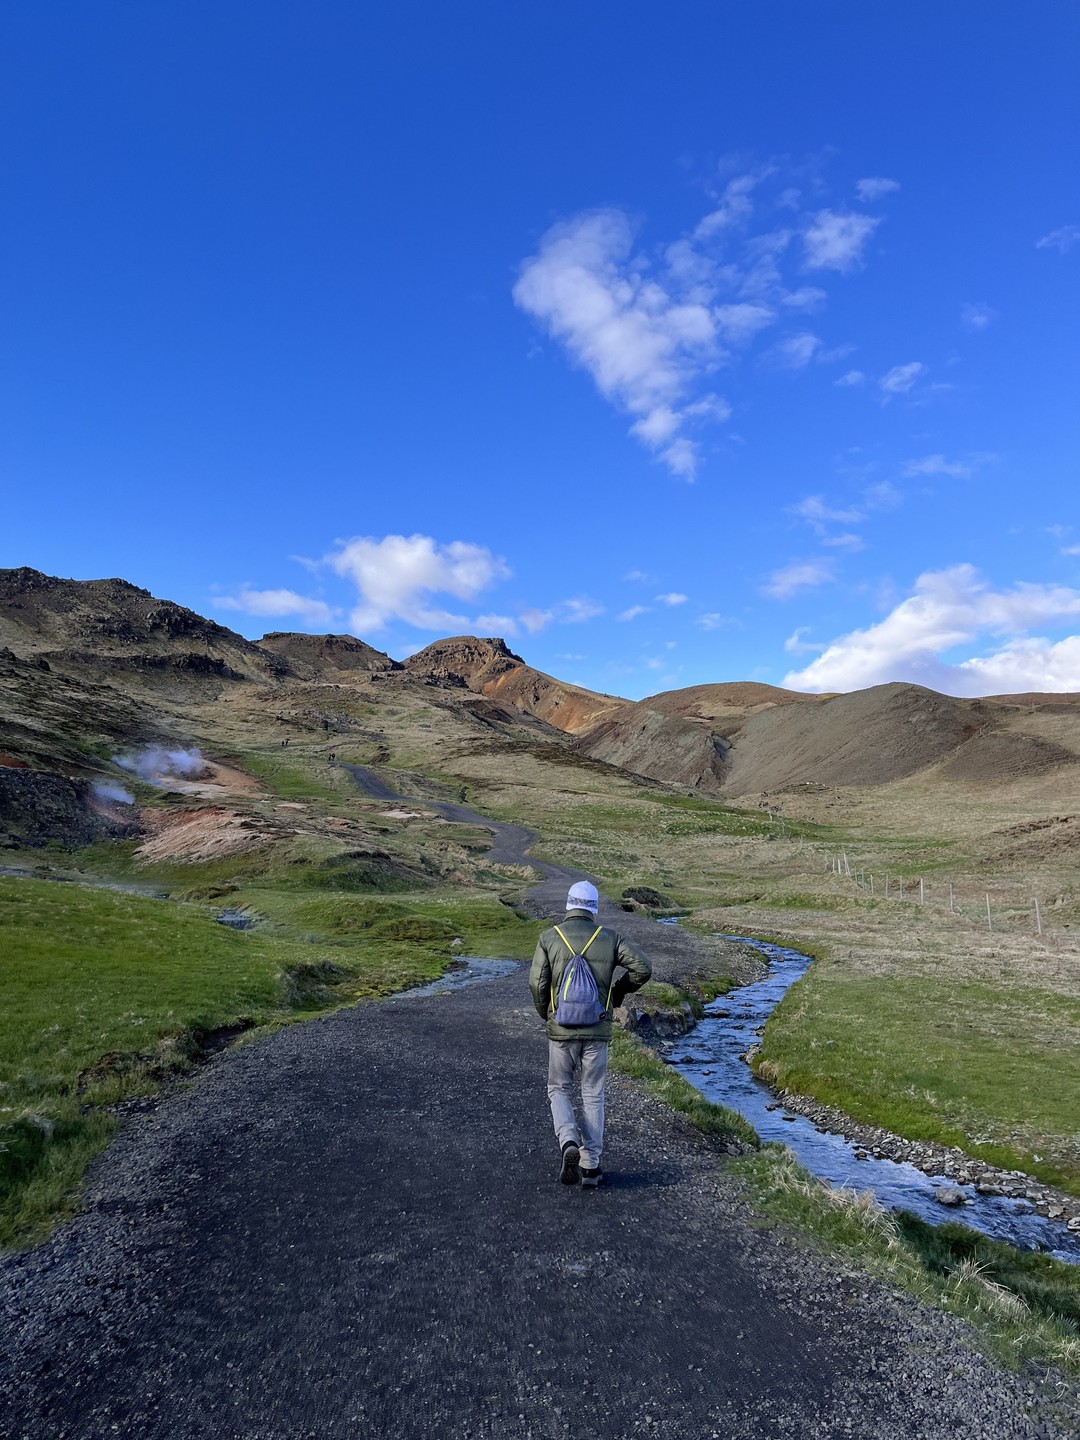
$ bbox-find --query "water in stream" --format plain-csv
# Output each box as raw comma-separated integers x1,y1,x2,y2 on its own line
666,935,1080,1264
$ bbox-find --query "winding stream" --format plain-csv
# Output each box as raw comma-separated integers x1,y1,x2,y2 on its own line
666,934,1080,1263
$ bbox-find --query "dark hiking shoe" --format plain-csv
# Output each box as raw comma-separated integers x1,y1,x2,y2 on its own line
580,1167,602,1188
559,1141,580,1185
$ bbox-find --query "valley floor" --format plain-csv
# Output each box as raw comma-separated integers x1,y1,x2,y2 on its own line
2,866,1074,1440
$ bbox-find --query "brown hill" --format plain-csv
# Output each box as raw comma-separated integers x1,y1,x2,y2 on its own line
0,567,285,688
403,636,623,734
257,632,399,678
639,680,819,721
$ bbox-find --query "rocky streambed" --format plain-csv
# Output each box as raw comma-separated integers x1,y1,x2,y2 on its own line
659,935,1080,1262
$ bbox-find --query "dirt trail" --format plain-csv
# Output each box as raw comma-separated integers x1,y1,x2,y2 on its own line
0,772,1073,1438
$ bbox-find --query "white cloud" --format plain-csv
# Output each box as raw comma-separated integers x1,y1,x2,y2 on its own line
823,533,866,552
1036,225,1080,254
902,452,994,479
217,588,337,628
770,331,821,370
784,626,826,654
855,177,900,202
781,286,827,311
961,301,996,330
803,210,880,272
617,605,651,622
623,569,652,583
655,592,688,606
714,303,776,343
1061,545,1080,557
514,209,721,479
835,368,865,387
519,607,553,634
697,612,735,630
560,596,605,623
783,564,1080,694
879,361,925,397
692,174,759,240
328,534,510,633
659,437,700,480
763,559,835,599
516,170,893,478
474,613,519,637
793,495,864,529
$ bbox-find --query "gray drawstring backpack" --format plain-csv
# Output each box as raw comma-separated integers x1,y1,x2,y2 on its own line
551,925,608,1027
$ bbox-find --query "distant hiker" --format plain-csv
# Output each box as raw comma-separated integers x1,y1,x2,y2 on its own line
530,880,651,1187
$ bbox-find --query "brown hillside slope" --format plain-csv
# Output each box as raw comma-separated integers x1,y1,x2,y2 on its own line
257,631,399,678
403,636,623,733
640,680,820,721
0,567,284,688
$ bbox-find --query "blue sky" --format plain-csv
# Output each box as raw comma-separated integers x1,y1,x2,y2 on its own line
2,3,1078,699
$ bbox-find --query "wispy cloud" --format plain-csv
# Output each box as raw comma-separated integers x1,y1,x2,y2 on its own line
793,495,864,530
217,588,337,628
961,301,996,330
834,368,865,387
515,165,896,479
784,625,826,654
328,533,510,633
1036,225,1080,254
879,361,925,397
902,452,995,479
474,613,520,637
655,591,688,606
697,612,736,631
514,210,720,480
769,331,821,370
783,564,1080,694
823,533,866,552
559,596,605,623
617,605,651,622
802,210,879,271
855,177,900,202
763,559,835,599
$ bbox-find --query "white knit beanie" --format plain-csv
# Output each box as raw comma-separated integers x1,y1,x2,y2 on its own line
566,880,599,914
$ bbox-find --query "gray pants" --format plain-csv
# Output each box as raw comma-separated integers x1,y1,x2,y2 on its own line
547,1039,609,1170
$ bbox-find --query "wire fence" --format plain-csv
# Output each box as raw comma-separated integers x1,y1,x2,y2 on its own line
823,851,1050,935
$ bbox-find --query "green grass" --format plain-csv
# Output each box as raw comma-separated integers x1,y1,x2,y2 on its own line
734,1147,1080,1378
757,963,1080,1195
0,874,539,1247
610,1031,759,1150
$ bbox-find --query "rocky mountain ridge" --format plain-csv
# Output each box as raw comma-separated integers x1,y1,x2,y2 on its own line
3,569,1080,818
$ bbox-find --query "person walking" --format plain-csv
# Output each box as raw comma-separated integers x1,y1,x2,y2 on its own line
529,880,651,1187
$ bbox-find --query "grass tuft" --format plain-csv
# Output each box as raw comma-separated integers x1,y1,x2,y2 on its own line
733,1146,1080,1377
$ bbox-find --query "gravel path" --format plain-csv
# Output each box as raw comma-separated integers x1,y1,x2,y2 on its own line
0,775,1074,1438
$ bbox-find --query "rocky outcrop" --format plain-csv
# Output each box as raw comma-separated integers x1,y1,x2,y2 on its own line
257,632,400,678
404,637,623,734
0,767,138,849
0,568,282,687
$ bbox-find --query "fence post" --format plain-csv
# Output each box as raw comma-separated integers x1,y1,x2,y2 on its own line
919,878,925,905
884,875,889,898
1034,897,1042,935
899,876,904,901
869,874,874,895
949,883,954,913
986,894,993,932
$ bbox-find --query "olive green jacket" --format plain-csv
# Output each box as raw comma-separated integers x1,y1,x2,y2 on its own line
529,908,652,1042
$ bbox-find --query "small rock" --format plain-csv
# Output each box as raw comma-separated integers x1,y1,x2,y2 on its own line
974,1181,1002,1196
934,1186,967,1207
